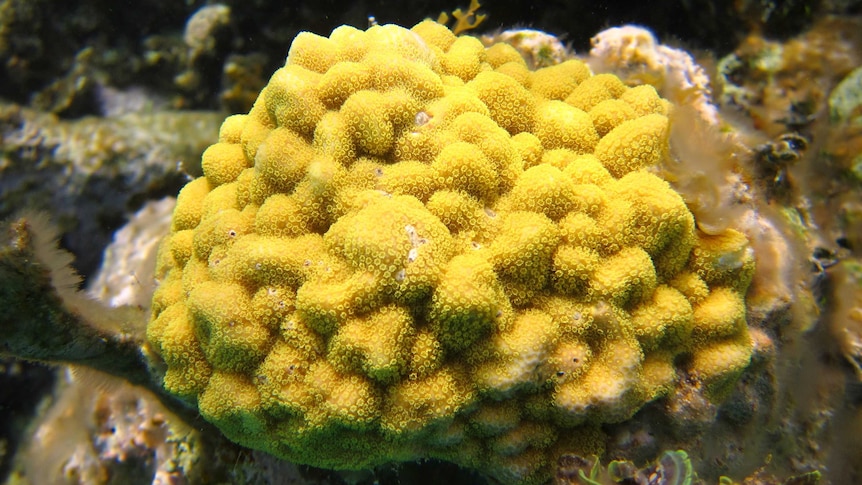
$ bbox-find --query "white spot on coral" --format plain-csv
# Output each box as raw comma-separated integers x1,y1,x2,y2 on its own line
415,111,431,127
405,224,427,248
405,224,418,240
716,245,754,271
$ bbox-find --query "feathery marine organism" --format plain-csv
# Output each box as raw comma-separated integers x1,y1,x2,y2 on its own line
146,20,756,484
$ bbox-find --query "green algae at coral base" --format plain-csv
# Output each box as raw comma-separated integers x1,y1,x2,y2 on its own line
146,19,757,485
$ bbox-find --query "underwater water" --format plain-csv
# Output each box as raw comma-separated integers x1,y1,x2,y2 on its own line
1,1,861,484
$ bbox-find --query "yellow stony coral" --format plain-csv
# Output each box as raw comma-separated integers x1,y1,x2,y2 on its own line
218,113,246,143
426,189,495,242
563,153,614,186
366,53,445,101
621,84,669,116
688,333,753,398
256,340,316,417
505,164,579,221
473,309,559,396
689,228,756,291
607,170,696,277
470,400,521,436
171,177,210,231
201,142,251,186
198,371,266,432
305,360,382,430
511,132,543,168
589,98,637,137
530,60,591,100
407,327,445,379
377,160,438,201
329,304,415,383
411,19,457,51
187,280,273,372
287,32,341,74
629,285,693,351
565,72,628,111
443,35,487,81
254,127,315,192
553,336,644,424
381,365,475,434
489,420,557,456
495,60,532,87
166,229,194,268
484,42,526,69
430,252,510,351
669,270,711,305
432,141,499,202
250,284,296,331
490,211,561,304
147,20,757,485
341,90,397,156
224,233,326,288
590,246,657,306
200,182,240,220
533,100,600,153
595,113,669,177
547,338,593,382
551,244,600,295
468,71,536,134
149,302,213,397
316,62,373,108
264,65,326,137
691,286,747,341
254,193,310,237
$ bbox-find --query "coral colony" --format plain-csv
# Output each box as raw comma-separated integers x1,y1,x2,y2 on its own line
148,20,757,484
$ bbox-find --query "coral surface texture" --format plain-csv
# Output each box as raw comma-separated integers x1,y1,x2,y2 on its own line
147,20,755,484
